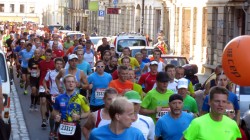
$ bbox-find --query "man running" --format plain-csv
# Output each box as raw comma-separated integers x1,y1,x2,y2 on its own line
53,74,90,140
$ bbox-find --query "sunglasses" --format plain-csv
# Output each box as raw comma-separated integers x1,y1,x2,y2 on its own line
96,66,104,68
225,109,235,114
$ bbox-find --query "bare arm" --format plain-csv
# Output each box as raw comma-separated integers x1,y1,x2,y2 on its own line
236,110,240,125
55,69,64,93
83,113,95,140
80,71,89,90
140,107,156,115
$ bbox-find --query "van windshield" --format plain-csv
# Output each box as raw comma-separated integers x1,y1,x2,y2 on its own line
0,54,7,82
240,86,250,95
117,39,146,52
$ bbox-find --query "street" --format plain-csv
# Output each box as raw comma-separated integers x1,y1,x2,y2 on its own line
11,69,50,140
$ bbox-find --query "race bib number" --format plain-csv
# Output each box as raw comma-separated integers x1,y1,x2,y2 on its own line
30,69,37,77
59,122,76,136
156,108,170,119
95,88,105,99
51,95,58,103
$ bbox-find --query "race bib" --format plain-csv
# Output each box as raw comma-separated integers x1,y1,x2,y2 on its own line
95,88,105,99
30,69,37,77
156,108,170,119
59,122,76,136
51,95,58,103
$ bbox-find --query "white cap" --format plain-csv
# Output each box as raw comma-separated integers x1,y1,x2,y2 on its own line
150,60,158,65
20,40,25,43
68,54,78,60
177,78,188,89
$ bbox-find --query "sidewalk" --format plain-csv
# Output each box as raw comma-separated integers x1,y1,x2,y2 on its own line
9,83,30,140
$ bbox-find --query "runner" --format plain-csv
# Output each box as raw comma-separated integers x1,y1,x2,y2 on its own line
82,88,118,139
127,69,144,98
18,43,34,95
28,49,42,111
89,97,145,139
38,49,55,127
43,57,64,139
165,64,178,94
183,86,241,140
140,72,174,123
56,54,89,94
118,47,140,70
138,61,158,93
83,40,98,70
104,56,118,74
53,74,90,140
124,90,155,140
177,78,198,115
112,56,131,79
109,65,134,95
102,50,111,66
97,37,110,60
155,94,194,140
88,60,112,112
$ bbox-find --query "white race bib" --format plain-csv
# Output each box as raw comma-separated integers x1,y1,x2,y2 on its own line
59,122,76,136
156,108,170,119
51,95,58,103
95,88,105,99
30,69,37,77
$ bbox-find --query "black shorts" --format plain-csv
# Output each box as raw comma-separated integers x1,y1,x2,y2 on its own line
30,77,39,88
21,67,28,74
59,123,81,140
39,92,53,111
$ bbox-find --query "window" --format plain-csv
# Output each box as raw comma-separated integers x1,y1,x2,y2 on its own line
29,5,35,13
20,4,24,13
0,4,4,12
10,4,14,13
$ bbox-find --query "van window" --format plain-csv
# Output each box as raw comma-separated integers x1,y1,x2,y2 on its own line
0,54,7,82
117,39,146,52
240,86,250,95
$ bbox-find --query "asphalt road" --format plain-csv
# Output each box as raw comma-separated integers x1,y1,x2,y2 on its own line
13,71,50,140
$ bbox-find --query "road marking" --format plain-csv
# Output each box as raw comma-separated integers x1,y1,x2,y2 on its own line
10,83,30,140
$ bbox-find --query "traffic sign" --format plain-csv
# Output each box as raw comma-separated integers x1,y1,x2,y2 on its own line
113,0,118,5
98,10,105,20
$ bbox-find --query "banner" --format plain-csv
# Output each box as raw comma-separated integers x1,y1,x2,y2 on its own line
88,1,98,11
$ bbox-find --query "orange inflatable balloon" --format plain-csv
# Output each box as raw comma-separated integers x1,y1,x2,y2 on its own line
222,35,250,86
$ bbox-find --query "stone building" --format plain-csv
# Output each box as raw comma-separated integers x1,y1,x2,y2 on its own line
0,0,43,24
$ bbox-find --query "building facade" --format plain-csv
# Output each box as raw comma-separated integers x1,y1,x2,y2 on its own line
0,0,43,24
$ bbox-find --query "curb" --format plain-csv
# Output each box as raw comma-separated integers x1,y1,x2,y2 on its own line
10,83,30,140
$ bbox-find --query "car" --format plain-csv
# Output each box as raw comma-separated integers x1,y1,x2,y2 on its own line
90,36,104,50
129,46,154,57
114,32,148,55
161,54,189,66
48,25,64,33
235,86,250,117
66,32,83,40
0,49,11,137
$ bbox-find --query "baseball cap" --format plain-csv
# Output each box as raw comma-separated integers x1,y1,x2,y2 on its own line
169,94,183,102
177,78,188,89
20,40,25,43
68,54,78,60
156,72,170,82
150,60,158,65
86,40,92,44
124,90,142,104
110,44,115,48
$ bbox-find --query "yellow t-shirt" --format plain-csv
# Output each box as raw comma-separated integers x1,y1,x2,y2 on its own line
118,57,140,69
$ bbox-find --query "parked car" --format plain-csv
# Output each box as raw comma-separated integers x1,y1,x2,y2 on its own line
48,25,64,33
90,36,104,50
129,46,154,57
114,32,148,55
66,32,83,40
161,54,189,66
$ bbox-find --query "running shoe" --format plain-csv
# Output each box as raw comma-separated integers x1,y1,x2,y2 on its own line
23,90,28,95
41,119,47,128
49,132,55,139
33,105,38,111
29,104,34,111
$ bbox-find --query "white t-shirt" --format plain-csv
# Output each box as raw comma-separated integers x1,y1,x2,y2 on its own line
83,50,95,68
131,114,155,140
44,70,60,95
49,40,63,50
153,79,178,93
167,79,178,94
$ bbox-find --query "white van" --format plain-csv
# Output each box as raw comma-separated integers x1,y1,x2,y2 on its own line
0,49,11,125
114,33,148,56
